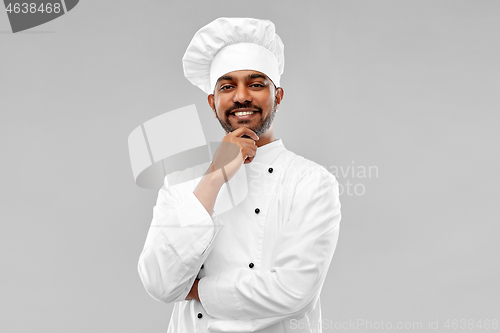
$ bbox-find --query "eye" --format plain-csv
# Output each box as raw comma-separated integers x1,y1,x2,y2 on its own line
220,85,234,91
249,83,265,88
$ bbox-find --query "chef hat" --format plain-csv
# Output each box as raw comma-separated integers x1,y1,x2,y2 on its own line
182,17,285,94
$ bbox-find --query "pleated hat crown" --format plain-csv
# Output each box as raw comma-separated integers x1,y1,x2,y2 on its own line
182,17,285,94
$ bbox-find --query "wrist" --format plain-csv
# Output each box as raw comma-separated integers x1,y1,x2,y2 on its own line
196,167,225,194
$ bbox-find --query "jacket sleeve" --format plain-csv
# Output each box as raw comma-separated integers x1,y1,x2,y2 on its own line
198,169,341,330
137,179,223,303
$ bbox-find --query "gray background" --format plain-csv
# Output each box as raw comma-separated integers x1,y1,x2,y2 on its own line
1,0,499,332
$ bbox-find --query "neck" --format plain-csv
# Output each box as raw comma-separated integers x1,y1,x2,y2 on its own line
255,131,275,147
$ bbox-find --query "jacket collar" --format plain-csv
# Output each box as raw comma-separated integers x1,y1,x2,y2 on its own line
252,139,286,164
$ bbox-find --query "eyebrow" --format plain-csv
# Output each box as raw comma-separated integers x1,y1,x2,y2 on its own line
248,73,268,80
217,73,270,83
218,75,235,82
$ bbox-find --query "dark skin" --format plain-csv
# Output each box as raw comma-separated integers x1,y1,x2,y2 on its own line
208,70,284,150
185,70,284,303
185,278,200,302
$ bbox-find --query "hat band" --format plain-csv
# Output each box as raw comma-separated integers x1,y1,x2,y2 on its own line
209,43,280,93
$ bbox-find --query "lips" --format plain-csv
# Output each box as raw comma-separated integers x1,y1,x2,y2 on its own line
229,108,260,115
229,109,260,120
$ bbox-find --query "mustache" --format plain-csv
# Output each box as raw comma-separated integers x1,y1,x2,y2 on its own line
225,102,262,116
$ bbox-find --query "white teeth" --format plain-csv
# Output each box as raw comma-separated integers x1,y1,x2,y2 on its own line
233,111,255,116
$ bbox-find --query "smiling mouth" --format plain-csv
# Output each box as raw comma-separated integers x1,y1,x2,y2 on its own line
229,109,260,120
229,108,260,114
233,111,256,116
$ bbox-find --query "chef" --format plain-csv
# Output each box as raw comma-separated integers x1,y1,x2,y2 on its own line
138,17,341,332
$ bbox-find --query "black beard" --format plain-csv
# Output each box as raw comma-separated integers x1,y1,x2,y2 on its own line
215,100,277,137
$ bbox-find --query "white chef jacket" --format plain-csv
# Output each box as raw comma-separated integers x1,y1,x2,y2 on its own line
138,139,341,332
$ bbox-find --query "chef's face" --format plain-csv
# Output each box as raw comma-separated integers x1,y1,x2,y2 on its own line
208,70,284,137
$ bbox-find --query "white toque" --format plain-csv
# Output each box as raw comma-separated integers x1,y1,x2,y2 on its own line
182,17,285,94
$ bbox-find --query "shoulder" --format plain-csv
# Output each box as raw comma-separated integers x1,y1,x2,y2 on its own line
282,150,338,186
279,150,341,219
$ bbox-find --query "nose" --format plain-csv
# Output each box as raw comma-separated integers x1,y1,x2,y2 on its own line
232,85,252,104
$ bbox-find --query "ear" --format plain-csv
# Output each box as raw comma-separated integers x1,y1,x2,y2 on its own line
275,87,284,111
207,94,217,117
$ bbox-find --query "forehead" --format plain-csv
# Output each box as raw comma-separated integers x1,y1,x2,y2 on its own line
216,70,271,84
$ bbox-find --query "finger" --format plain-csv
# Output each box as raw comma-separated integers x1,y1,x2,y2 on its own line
242,147,256,161
244,156,254,164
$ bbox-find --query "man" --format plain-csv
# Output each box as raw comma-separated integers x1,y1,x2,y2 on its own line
138,17,341,332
